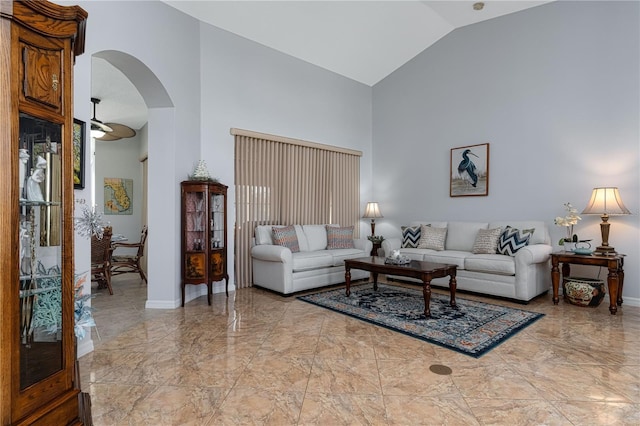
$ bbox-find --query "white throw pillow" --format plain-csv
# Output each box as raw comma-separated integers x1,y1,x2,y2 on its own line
417,225,447,251
472,227,503,254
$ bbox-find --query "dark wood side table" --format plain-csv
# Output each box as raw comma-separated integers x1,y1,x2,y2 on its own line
550,252,625,315
370,241,382,256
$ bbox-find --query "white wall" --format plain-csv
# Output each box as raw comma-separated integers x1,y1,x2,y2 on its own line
372,1,640,302
71,0,201,313
71,0,374,311
95,136,144,246
197,21,373,289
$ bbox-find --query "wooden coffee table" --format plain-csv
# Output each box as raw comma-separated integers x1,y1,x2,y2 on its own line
344,257,457,318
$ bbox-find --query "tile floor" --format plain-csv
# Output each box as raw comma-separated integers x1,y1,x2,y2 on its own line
79,275,640,425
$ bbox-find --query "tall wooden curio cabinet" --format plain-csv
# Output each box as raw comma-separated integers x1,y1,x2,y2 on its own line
181,181,229,307
0,1,87,424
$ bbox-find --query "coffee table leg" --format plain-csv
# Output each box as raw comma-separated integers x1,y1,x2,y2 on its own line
372,272,378,291
345,267,351,296
422,278,432,318
449,272,457,308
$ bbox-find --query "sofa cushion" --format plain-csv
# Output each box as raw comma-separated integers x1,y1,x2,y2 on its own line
398,248,435,261
326,225,355,249
304,224,331,251
472,227,503,254
465,254,515,275
446,222,489,251
401,225,421,248
292,251,334,271
329,248,367,266
418,225,446,250
422,251,468,269
272,225,300,253
497,226,533,256
255,225,276,245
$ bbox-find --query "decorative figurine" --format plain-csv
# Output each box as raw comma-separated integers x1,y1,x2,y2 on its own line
26,155,46,202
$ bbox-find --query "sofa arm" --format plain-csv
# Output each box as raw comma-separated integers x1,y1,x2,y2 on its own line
251,244,293,263
381,238,402,255
515,244,552,266
353,238,373,254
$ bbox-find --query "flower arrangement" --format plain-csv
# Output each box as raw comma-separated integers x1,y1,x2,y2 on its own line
367,235,385,244
554,202,581,245
75,205,109,239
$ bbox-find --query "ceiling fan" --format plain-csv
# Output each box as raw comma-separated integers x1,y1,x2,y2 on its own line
90,97,136,141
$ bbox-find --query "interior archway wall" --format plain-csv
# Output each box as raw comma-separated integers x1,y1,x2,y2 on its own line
91,50,178,308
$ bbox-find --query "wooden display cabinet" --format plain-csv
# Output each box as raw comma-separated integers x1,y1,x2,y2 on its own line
0,1,88,424
180,181,229,307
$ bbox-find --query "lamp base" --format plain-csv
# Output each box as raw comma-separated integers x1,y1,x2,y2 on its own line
594,246,616,256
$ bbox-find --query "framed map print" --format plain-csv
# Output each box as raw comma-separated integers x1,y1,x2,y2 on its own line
104,177,133,215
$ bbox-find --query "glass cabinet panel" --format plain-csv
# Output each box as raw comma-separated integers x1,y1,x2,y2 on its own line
211,193,225,249
18,113,64,389
184,190,206,280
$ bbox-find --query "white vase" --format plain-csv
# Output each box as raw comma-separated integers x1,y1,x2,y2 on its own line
563,242,576,252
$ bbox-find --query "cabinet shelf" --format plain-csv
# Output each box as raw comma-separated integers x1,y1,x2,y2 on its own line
19,200,61,207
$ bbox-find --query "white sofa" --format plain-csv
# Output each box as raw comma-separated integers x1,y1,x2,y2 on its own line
381,221,553,302
251,224,373,295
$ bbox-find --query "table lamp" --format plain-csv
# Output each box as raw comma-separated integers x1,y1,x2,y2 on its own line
581,187,630,255
363,202,383,236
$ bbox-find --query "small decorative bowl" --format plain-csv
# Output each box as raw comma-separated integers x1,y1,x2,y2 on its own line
385,256,411,265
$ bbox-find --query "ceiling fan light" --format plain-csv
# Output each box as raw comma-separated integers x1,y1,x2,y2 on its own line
91,127,106,139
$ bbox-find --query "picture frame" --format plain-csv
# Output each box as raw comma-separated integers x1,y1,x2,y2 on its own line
73,119,85,189
450,143,489,197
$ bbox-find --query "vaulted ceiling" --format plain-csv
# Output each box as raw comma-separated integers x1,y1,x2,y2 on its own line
92,1,551,130
163,0,552,86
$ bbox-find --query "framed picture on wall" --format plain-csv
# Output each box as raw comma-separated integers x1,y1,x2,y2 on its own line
73,119,85,189
450,143,489,197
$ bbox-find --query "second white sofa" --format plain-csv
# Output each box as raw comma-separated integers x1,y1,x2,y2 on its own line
381,221,553,302
251,224,372,295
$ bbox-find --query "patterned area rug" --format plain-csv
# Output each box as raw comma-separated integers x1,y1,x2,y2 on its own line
298,283,544,358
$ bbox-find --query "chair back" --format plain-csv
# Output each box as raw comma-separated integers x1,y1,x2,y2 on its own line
136,226,148,258
91,227,113,264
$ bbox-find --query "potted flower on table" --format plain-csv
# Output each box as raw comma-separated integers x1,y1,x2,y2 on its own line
554,202,581,251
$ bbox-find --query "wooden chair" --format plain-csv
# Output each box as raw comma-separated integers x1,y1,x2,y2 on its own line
91,226,113,295
111,226,148,283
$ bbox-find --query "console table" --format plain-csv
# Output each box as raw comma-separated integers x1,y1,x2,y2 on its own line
550,252,625,315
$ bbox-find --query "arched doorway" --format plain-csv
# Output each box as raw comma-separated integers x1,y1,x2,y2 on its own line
91,50,174,306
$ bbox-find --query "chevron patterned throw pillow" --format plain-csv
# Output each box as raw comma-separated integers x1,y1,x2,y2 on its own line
401,225,421,248
497,226,534,256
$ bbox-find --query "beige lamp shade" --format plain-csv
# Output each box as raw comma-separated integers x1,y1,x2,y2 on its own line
363,202,383,219
582,187,631,216
581,187,630,255
363,202,383,236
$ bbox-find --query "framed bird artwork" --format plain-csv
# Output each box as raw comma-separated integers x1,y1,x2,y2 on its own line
450,143,489,197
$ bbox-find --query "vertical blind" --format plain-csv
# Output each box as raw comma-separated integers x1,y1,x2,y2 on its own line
233,128,362,289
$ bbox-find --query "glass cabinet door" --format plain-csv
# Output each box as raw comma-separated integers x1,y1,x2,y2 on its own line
18,113,64,389
184,190,207,280
210,193,225,249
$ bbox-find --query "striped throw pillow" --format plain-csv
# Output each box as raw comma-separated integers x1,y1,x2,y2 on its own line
326,225,355,249
272,225,300,253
